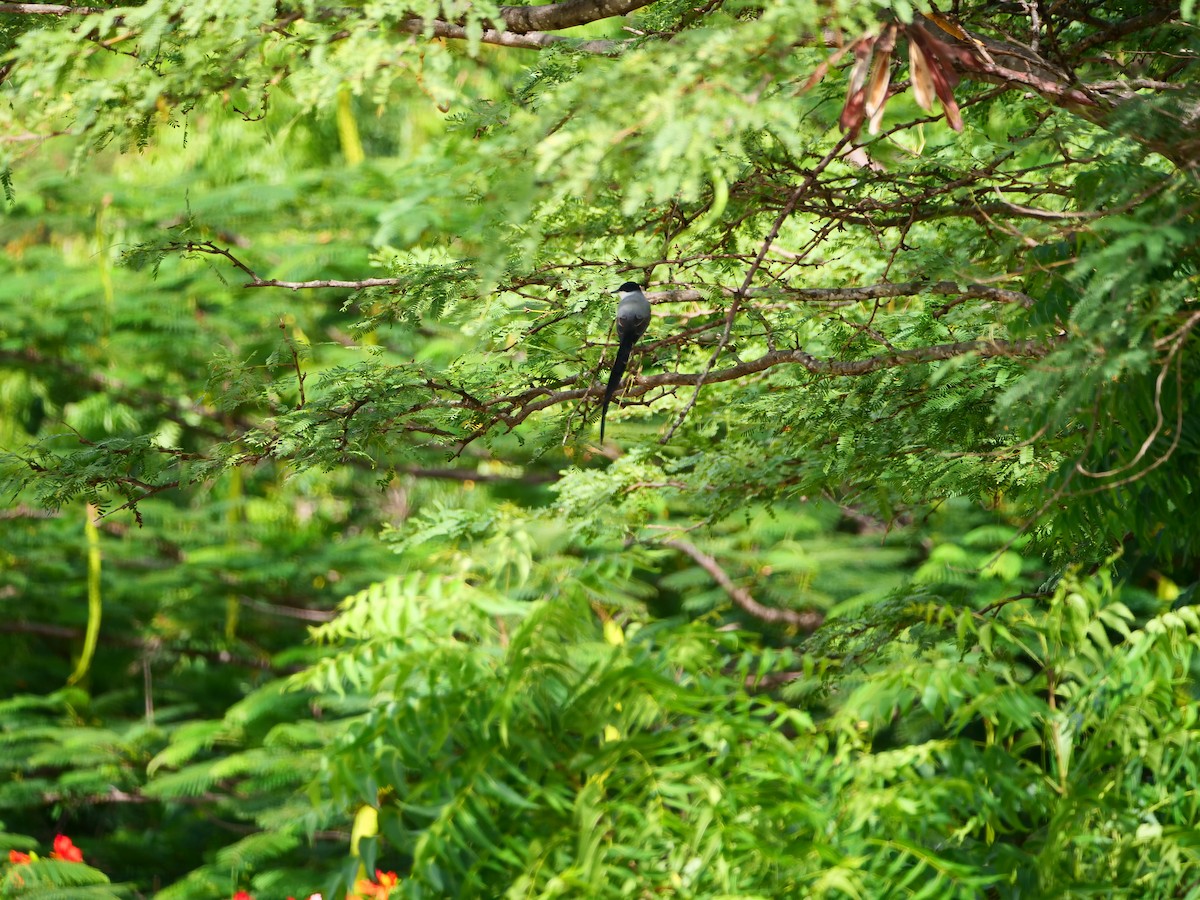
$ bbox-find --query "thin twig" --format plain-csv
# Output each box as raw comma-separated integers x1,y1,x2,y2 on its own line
662,538,823,631
1075,313,1197,481
458,334,1063,444
280,319,307,407
0,621,301,672
661,134,852,441
645,281,1035,307
978,591,1043,616
1072,345,1186,495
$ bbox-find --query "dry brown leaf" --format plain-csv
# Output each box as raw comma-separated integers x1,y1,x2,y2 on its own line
925,56,964,130
865,50,893,134
907,27,964,130
923,10,969,42
924,10,994,64
839,87,867,136
908,25,962,88
908,41,934,111
864,25,896,132
846,37,875,98
866,66,891,133
797,43,851,94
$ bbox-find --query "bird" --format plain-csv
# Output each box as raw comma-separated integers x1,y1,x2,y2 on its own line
600,282,652,441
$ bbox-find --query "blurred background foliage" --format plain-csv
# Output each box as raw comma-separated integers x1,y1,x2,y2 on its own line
2,0,1200,897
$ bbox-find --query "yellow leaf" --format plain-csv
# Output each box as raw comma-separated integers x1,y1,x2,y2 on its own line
351,804,378,856
603,618,625,646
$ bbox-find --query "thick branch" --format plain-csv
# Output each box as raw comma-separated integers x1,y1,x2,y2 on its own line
641,335,1057,382
650,281,1033,307
496,0,651,32
397,17,620,52
0,3,102,12
662,539,823,630
905,14,1200,169
0,1,637,53
0,0,651,28
397,0,648,51
401,465,559,484
247,276,401,290
479,335,1063,437
1068,8,1177,57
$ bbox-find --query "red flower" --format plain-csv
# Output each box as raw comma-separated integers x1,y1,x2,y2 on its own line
7,850,31,864
51,835,83,863
232,892,254,900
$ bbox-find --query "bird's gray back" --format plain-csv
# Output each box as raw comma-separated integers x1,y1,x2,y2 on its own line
617,294,651,329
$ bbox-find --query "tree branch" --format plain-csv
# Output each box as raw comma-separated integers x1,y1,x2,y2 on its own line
475,334,1063,437
494,0,651,32
1067,8,1176,57
901,14,1200,169
641,335,1058,382
0,346,247,438
34,785,348,841
0,1,636,52
0,2,103,13
246,277,403,290
400,465,559,484
397,17,621,52
663,134,851,441
649,281,1034,308
178,237,1033,312
0,0,652,28
392,0,653,51
662,538,823,631
0,620,303,673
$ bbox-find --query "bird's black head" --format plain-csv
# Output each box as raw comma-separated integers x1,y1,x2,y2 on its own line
616,282,642,293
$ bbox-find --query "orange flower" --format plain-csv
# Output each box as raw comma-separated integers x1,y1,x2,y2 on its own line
375,871,399,890
7,850,32,864
51,835,83,863
349,871,400,899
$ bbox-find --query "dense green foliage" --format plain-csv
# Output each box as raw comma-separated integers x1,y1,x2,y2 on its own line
2,0,1200,897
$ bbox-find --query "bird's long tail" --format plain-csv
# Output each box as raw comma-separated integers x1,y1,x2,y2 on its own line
600,335,637,441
